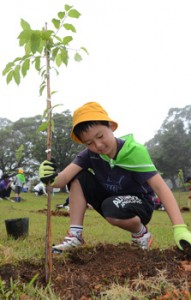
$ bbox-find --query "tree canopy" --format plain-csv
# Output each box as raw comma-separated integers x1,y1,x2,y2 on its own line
145,105,191,187
0,105,190,188
0,109,84,179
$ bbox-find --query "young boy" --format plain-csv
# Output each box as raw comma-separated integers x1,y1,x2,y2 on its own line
14,168,26,202
39,102,191,253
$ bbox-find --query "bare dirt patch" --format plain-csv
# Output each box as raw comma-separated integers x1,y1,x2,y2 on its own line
0,243,191,299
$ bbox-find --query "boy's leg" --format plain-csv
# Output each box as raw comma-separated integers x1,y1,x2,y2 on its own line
52,178,87,253
52,171,108,253
101,195,154,250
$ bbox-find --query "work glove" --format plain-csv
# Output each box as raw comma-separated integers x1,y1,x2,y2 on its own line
39,159,57,185
173,224,191,251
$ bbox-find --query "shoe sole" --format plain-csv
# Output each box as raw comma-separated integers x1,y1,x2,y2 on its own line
52,248,63,254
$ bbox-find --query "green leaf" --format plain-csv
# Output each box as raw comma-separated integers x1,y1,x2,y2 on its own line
60,48,68,66
68,9,81,18
52,18,60,29
6,70,14,84
21,59,30,77
81,47,89,55
74,52,82,62
40,69,46,78
2,62,14,76
54,36,62,43
38,39,45,54
18,30,32,44
58,11,65,19
20,19,31,30
62,36,73,45
37,121,48,132
55,53,62,67
39,84,46,96
13,57,22,63
34,56,41,72
30,31,41,54
51,66,59,76
41,30,53,41
65,4,73,11
63,23,76,33
13,65,21,85
25,41,31,54
51,91,58,95
52,47,59,60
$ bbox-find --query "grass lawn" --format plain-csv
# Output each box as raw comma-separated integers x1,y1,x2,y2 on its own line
0,190,191,299
0,190,190,264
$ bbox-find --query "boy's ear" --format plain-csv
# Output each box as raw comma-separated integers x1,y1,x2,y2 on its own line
109,122,116,132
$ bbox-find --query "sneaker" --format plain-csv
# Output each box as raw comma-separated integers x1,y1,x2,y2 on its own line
52,232,84,253
56,204,64,209
131,231,153,250
64,205,70,212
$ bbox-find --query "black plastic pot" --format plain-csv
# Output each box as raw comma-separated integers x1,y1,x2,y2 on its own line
5,218,29,239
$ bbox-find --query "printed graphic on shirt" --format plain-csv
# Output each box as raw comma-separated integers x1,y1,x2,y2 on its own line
103,176,125,193
113,195,142,208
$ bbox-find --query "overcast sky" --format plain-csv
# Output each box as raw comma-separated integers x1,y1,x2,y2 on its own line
1,0,191,144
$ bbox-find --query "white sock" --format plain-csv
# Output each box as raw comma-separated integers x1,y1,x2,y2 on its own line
70,225,83,238
132,224,147,238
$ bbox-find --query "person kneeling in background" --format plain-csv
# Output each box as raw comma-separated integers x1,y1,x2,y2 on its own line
0,174,12,200
33,181,48,196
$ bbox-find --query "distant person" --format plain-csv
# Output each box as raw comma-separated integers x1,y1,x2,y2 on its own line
33,181,48,196
14,168,26,202
39,101,191,253
153,194,165,211
0,174,12,200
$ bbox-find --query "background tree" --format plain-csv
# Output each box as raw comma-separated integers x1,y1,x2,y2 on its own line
0,111,84,177
146,105,191,188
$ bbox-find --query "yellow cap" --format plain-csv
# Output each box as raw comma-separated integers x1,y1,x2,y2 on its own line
71,102,118,143
18,168,24,174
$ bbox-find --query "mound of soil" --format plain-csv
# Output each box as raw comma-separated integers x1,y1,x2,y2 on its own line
1,243,191,299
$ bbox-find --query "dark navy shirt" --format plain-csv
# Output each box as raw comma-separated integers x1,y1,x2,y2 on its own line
72,138,157,198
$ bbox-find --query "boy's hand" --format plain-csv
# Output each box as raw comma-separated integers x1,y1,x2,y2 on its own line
173,224,191,251
39,159,57,185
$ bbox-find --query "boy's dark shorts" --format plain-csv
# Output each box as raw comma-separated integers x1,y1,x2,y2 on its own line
69,170,154,225
15,186,22,194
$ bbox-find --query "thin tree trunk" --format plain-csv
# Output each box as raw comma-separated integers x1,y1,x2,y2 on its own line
45,22,52,284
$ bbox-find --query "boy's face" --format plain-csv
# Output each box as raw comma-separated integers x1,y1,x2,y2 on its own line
79,124,117,158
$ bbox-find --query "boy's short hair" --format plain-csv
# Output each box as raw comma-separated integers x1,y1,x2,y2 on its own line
73,120,109,142
71,102,118,143
2,174,9,179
